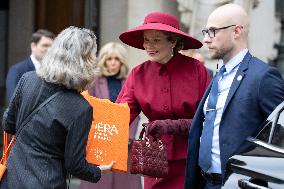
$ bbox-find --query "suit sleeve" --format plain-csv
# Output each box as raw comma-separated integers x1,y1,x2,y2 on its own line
64,106,101,183
6,66,22,103
116,69,141,123
258,67,284,117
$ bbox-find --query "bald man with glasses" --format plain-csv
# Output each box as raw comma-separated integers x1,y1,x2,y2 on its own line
184,3,284,189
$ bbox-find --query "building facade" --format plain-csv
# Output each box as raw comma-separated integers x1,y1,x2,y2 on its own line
0,0,283,136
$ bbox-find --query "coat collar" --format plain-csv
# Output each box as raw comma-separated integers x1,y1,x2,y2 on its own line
88,77,126,99
222,51,252,113
149,53,186,74
197,52,252,121
87,77,109,99
27,57,36,70
96,77,109,99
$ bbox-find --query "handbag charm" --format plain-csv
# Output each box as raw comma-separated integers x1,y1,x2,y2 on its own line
130,126,168,178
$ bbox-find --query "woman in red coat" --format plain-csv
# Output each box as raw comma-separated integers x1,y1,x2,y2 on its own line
116,12,211,189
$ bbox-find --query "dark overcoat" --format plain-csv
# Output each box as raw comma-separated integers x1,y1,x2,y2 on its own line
1,71,101,189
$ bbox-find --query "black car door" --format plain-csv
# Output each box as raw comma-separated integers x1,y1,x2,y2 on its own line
222,101,284,189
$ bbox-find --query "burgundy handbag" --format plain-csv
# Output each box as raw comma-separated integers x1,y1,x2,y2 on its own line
130,126,168,178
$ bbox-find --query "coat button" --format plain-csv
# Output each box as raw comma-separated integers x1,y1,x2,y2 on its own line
163,105,169,110
162,71,168,76
161,88,168,93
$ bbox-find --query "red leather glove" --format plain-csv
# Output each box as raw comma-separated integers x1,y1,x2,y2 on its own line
143,119,192,138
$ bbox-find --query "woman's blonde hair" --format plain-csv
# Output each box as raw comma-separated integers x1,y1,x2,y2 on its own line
37,26,97,92
97,42,129,79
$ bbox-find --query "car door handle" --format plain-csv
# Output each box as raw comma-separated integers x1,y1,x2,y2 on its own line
238,179,270,189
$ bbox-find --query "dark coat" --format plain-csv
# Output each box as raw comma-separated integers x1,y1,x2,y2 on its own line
5,57,35,103
80,76,142,189
1,71,101,189
184,52,284,189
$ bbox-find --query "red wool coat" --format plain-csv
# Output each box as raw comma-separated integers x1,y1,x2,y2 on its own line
117,53,211,161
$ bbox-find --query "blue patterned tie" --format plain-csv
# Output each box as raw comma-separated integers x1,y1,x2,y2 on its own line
198,65,226,172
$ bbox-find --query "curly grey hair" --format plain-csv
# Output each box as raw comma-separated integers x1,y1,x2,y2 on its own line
37,26,97,92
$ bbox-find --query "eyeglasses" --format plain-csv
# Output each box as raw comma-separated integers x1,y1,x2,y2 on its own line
202,25,237,38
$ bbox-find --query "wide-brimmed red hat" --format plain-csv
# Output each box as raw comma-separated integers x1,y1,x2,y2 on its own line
119,12,202,50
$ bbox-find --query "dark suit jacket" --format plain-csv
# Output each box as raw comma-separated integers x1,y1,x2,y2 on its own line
184,52,284,189
1,71,101,189
5,57,35,103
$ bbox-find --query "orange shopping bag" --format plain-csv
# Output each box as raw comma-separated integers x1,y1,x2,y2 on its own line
81,91,130,172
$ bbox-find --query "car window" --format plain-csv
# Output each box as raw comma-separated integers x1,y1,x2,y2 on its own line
271,109,284,148
255,120,272,143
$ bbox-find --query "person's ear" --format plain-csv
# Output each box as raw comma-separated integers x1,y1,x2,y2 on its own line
172,40,177,49
234,25,243,39
31,42,36,51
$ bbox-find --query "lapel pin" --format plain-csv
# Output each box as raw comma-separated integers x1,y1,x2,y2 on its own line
237,75,243,81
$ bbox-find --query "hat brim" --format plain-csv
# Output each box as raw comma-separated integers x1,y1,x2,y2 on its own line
119,23,202,50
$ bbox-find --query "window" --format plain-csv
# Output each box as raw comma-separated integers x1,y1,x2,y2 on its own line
256,121,272,143
271,110,284,148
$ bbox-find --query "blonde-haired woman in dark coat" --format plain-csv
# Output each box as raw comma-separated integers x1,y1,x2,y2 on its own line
1,26,114,189
80,42,142,189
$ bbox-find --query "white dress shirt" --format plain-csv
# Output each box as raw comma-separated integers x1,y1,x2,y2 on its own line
202,48,248,173
30,54,41,70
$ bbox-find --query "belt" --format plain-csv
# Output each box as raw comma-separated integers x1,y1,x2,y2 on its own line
201,170,222,185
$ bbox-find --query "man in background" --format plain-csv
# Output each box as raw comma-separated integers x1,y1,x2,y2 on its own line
5,29,55,103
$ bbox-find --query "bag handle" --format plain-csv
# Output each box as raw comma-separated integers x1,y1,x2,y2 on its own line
139,124,147,140
0,133,15,165
140,124,164,149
